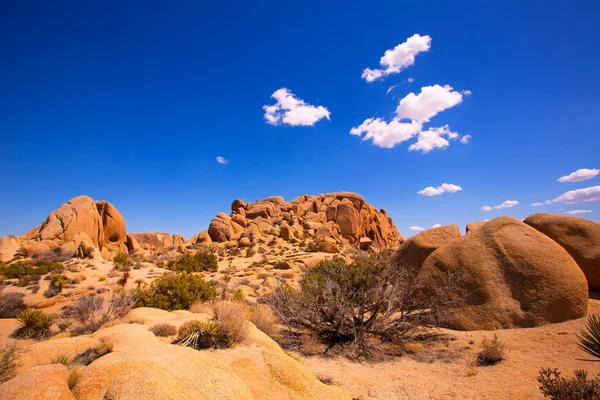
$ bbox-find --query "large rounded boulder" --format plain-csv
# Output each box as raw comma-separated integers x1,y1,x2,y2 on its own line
418,216,588,330
394,224,460,273
524,213,600,291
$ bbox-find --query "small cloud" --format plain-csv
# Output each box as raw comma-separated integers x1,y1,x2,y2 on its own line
408,226,425,232
481,200,519,211
216,156,229,164
553,185,600,204
396,84,469,123
432,224,442,228
564,209,594,215
409,125,461,154
362,34,431,82
386,85,398,95
263,88,330,127
557,168,599,183
350,118,422,149
418,183,463,196
407,77,414,83
531,200,552,206
460,134,471,144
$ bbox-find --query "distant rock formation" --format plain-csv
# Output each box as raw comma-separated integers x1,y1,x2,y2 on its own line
128,232,186,252
192,192,404,251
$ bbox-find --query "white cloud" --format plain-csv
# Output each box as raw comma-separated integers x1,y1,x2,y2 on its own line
350,118,422,149
531,200,552,207
481,200,519,211
409,125,460,153
418,183,463,196
408,226,425,232
432,224,442,228
362,34,431,82
564,210,594,215
263,88,330,127
460,134,471,144
552,185,600,204
557,168,599,183
386,85,398,94
408,77,414,83
396,85,469,122
216,156,229,164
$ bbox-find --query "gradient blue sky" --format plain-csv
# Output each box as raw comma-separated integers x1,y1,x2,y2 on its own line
1,1,599,239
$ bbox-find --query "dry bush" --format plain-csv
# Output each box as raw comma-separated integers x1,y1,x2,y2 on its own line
476,334,505,366
214,302,249,344
150,323,177,337
538,368,600,399
190,301,214,315
0,290,26,318
68,367,81,389
249,304,279,337
0,344,23,383
63,289,133,335
73,338,114,365
300,332,325,356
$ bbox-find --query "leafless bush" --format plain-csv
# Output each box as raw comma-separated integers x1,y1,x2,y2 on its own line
476,334,505,366
150,323,177,337
63,288,133,334
0,290,26,318
301,332,325,355
249,304,279,337
214,302,249,344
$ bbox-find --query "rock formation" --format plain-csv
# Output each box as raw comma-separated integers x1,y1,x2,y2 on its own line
394,224,460,273
129,232,186,252
417,216,588,330
524,213,600,291
193,192,403,251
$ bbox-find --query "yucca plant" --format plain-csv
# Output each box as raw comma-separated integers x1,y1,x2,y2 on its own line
577,314,600,360
175,320,223,349
12,308,56,339
52,354,73,366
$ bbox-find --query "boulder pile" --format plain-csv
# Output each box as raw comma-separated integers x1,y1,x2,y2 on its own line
191,192,404,252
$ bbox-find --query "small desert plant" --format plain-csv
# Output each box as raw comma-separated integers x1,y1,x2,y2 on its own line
213,302,248,345
12,308,56,339
168,251,218,273
52,354,73,366
537,368,600,399
231,289,244,302
67,367,81,389
189,301,214,315
112,252,132,268
305,240,326,253
117,271,130,287
0,290,26,318
301,332,325,355
0,344,22,383
98,276,107,282
135,273,217,311
64,289,133,334
577,314,600,360
150,323,177,337
175,320,226,349
476,334,505,366
245,247,256,258
249,304,279,337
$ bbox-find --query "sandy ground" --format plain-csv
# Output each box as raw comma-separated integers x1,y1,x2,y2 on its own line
299,299,600,400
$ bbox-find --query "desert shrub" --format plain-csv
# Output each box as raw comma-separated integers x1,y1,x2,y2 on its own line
0,291,26,318
538,368,600,399
213,302,248,344
112,252,132,268
306,240,326,253
168,251,218,273
249,304,279,337
49,273,67,291
135,273,217,311
231,289,244,302
175,320,224,349
68,367,81,389
189,301,214,315
150,323,177,337
52,354,73,366
301,332,325,355
117,271,130,287
577,314,600,360
64,290,132,334
245,247,256,258
266,253,436,354
286,217,294,226
0,344,22,383
12,308,56,339
72,338,113,366
0,260,62,279
476,334,505,365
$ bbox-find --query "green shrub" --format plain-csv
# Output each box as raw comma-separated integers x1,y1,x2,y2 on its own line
168,251,218,273
306,240,326,252
174,319,238,349
12,308,56,339
113,252,132,268
538,368,600,399
0,344,23,383
476,334,505,365
135,273,217,311
150,323,177,337
231,289,244,302
0,260,62,279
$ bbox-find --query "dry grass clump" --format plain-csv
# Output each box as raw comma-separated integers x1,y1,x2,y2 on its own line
150,323,177,337
249,303,279,337
214,302,250,344
73,338,114,365
189,301,214,315
0,290,26,318
0,344,22,383
62,289,132,335
300,332,325,356
12,308,56,339
67,367,82,390
476,334,505,366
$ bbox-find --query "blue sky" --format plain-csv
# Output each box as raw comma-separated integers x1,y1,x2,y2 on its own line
1,1,599,239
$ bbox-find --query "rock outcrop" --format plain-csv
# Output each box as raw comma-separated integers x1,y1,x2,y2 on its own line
524,213,600,291
129,232,185,252
394,224,460,273
418,216,588,330
0,364,72,400
195,192,403,250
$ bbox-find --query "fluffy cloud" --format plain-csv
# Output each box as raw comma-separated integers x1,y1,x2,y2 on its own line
408,77,414,83
418,183,462,196
409,125,461,153
263,88,330,126
350,118,422,149
396,85,469,122
432,224,442,228
460,134,471,144
552,185,600,204
216,156,229,164
481,200,519,211
408,226,425,232
564,210,594,215
531,200,552,206
362,34,431,82
557,168,599,183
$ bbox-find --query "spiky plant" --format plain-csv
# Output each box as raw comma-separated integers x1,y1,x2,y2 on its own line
577,314,600,360
12,309,56,339
52,354,73,366
175,320,222,349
